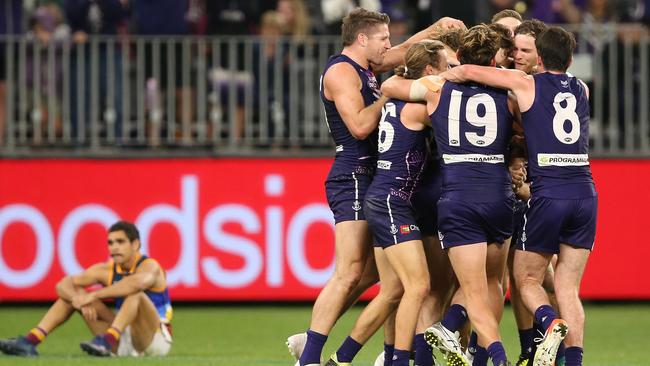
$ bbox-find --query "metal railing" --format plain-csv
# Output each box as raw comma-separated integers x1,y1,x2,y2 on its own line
0,24,648,157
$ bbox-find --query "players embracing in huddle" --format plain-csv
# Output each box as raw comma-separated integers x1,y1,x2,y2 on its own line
288,6,596,366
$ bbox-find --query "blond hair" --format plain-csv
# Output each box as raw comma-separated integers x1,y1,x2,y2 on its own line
394,40,446,79
278,0,311,39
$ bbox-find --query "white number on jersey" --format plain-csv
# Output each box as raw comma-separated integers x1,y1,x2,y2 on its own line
552,92,580,144
448,90,498,147
378,102,396,153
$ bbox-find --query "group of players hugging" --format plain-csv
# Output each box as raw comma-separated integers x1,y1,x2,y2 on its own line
287,7,596,366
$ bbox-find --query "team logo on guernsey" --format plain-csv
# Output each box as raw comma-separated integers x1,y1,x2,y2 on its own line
352,200,362,211
400,225,420,234
367,74,379,92
390,224,398,235
561,80,569,88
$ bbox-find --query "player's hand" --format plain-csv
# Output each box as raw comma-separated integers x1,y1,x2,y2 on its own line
439,69,464,83
72,293,96,309
509,159,526,188
80,305,98,322
433,17,466,30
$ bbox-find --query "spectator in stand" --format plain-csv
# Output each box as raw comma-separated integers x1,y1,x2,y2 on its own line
25,3,70,143
385,6,411,44
321,0,382,34
582,0,648,148
303,0,327,34
0,0,23,146
64,0,128,144
205,2,274,35
204,2,274,141
253,11,290,143
527,0,584,24
277,0,312,39
129,0,191,146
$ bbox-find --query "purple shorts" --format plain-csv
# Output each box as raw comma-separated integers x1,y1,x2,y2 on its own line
437,196,514,249
365,195,422,248
517,196,597,254
512,199,528,247
325,173,372,224
413,169,442,236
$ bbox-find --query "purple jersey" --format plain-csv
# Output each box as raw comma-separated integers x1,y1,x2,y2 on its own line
431,81,513,202
320,54,380,179
523,73,596,199
366,100,429,204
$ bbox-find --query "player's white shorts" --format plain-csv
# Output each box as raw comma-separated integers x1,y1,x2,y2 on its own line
117,323,172,357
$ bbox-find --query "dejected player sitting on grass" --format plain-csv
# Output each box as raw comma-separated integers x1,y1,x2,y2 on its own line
0,221,173,357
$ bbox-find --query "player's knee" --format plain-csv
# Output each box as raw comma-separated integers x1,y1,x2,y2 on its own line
331,270,362,293
122,291,148,304
55,276,81,300
514,272,539,291
404,278,430,301
378,283,404,305
554,280,578,300
333,264,365,287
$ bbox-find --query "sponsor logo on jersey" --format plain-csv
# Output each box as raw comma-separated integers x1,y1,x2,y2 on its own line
537,153,589,167
438,231,444,241
390,224,398,235
400,224,420,234
336,145,344,152
561,80,569,88
377,160,392,170
352,200,362,211
442,154,505,164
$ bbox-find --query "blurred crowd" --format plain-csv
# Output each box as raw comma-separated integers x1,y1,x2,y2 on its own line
1,0,647,40
0,0,648,148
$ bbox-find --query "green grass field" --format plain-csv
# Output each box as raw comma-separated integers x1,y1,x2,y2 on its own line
0,303,648,366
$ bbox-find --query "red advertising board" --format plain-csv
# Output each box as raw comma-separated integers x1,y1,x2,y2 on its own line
0,158,648,301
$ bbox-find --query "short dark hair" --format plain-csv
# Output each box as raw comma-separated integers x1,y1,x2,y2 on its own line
536,26,576,72
514,19,548,39
109,221,140,242
491,9,523,23
341,8,390,46
457,24,500,66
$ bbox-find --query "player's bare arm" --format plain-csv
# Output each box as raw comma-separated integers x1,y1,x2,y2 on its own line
324,62,388,139
381,75,445,102
440,65,536,111
507,93,527,189
400,102,431,129
72,261,161,309
56,263,110,303
373,17,466,73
